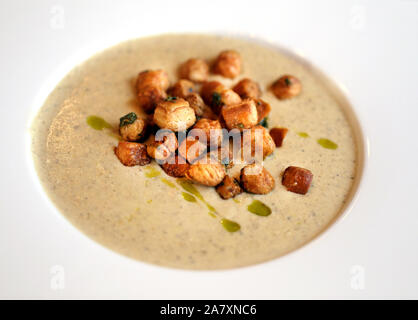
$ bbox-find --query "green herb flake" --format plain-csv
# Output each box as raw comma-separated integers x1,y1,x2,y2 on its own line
259,117,268,128
284,77,292,86
212,92,222,106
237,123,244,129
165,96,178,102
221,156,230,166
119,112,137,128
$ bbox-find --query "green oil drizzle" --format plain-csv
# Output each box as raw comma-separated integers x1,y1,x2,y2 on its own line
247,200,272,217
317,138,338,150
161,178,177,189
182,192,197,202
221,219,241,232
297,132,310,138
86,115,112,130
206,203,216,213
177,180,217,213
208,212,217,218
145,167,161,178
177,179,204,201
107,132,122,141
176,179,240,232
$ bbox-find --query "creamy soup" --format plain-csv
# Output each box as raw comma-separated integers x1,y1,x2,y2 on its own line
31,34,362,270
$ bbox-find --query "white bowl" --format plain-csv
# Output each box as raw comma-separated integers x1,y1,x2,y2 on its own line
1,0,418,299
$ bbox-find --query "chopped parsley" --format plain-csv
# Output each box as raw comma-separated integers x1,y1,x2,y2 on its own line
259,117,268,128
284,77,292,86
212,92,222,106
165,96,178,102
119,112,137,127
221,157,230,166
237,123,244,129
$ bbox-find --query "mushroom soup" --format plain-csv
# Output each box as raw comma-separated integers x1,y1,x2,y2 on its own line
30,34,362,269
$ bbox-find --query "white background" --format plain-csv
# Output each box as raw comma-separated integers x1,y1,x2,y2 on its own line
0,0,417,299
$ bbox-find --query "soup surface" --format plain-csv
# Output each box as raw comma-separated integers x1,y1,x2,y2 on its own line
31,34,360,269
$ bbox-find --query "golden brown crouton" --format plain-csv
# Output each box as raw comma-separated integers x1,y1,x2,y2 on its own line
218,140,236,168
269,127,288,147
208,141,235,169
185,93,213,118
136,70,170,113
167,79,195,99
201,107,218,120
209,89,243,115
207,88,243,115
218,112,228,129
221,98,258,130
136,69,170,92
271,75,302,99
115,141,151,166
220,89,242,106
240,163,275,194
119,112,147,141
146,131,178,162
161,155,190,178
215,175,242,199
233,78,261,99
192,118,223,146
153,97,196,131
282,166,313,195
200,81,226,106
213,50,242,79
137,85,167,114
178,137,207,164
179,58,209,83
255,99,271,123
242,125,276,160
185,157,226,186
